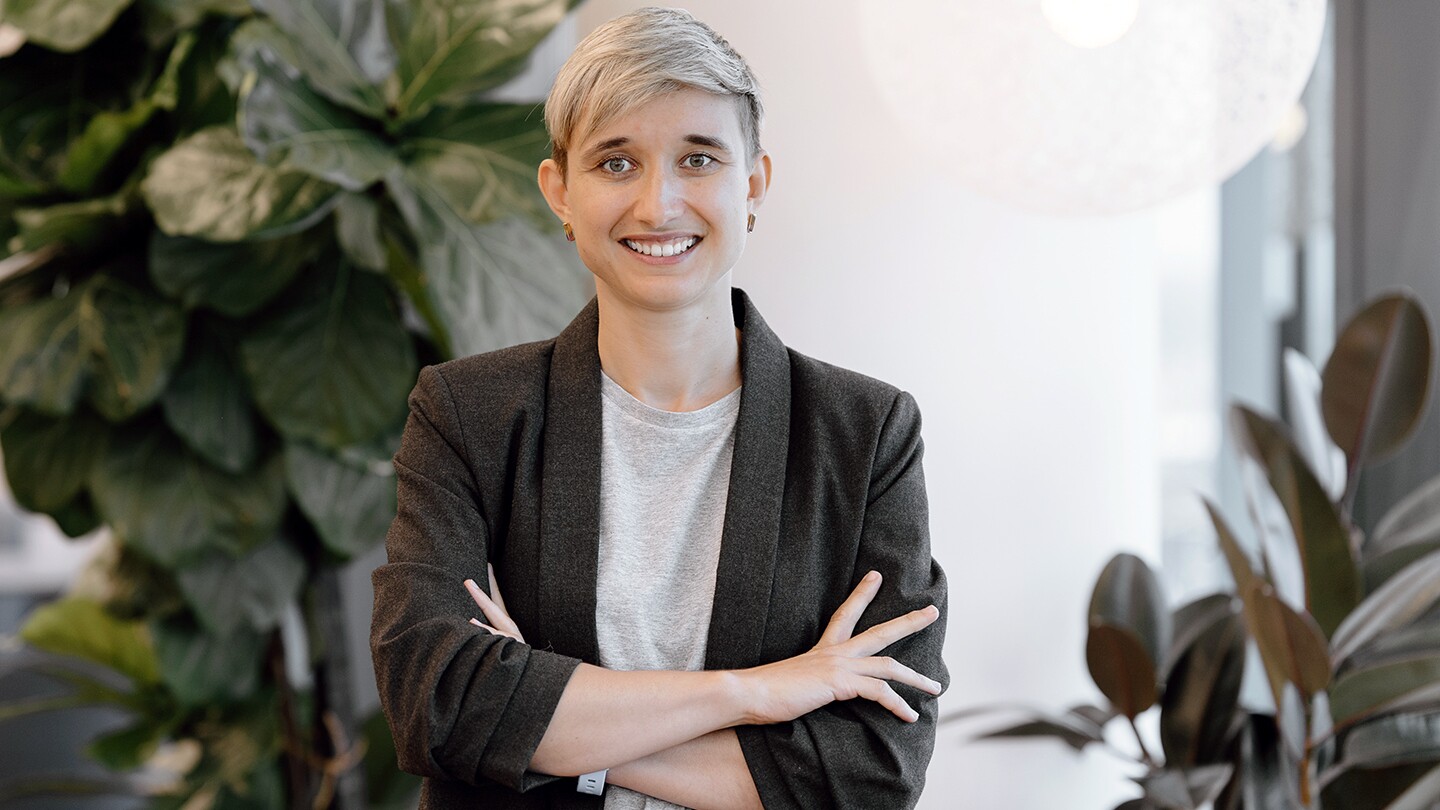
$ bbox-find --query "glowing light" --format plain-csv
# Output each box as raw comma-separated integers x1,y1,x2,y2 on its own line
1041,0,1140,49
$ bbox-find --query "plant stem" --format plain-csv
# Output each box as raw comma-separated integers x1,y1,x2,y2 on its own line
1127,714,1158,768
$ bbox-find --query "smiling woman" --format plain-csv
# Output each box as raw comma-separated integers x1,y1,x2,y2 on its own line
369,7,949,810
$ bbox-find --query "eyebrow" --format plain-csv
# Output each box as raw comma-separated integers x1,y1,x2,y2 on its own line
580,134,734,163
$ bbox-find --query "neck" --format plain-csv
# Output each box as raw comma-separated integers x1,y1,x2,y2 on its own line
595,281,742,412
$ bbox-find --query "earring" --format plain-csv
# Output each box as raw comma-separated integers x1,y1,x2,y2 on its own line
747,213,756,233
563,222,575,242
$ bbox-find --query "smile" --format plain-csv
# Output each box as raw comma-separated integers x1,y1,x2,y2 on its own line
622,236,700,257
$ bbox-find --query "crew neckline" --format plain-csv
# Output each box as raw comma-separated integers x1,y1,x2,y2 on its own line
599,369,742,429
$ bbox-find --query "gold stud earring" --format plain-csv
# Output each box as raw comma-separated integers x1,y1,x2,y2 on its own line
563,222,575,242
747,213,756,233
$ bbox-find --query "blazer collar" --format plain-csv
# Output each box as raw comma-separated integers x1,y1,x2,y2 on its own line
536,288,790,668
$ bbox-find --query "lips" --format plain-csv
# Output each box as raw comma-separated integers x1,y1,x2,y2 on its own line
622,236,701,257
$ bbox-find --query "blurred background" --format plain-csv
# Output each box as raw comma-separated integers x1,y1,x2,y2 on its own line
2,0,1438,808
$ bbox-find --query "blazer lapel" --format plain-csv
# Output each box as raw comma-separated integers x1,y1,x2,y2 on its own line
705,289,789,669
537,297,603,664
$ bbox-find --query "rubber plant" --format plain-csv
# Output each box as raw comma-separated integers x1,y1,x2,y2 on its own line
959,291,1440,810
0,0,589,806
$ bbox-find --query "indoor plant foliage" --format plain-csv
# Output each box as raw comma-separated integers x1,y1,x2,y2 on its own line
0,0,588,806
966,292,1440,810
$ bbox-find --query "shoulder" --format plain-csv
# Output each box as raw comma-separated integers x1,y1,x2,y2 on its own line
414,338,556,418
786,347,920,429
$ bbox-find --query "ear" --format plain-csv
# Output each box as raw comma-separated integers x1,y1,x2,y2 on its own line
537,158,571,223
746,150,772,215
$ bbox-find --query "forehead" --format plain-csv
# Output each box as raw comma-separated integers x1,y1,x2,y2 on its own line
576,87,746,153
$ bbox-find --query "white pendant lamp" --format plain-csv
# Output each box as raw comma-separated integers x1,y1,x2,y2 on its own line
855,0,1327,216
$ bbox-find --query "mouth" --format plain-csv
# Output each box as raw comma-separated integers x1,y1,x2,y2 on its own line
621,236,701,258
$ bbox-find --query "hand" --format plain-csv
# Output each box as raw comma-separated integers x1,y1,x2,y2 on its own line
463,564,526,644
735,571,941,724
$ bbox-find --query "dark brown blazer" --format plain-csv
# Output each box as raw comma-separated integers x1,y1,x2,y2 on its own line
370,288,948,809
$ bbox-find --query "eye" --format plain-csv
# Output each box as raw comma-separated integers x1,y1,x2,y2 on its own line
600,156,634,174
683,153,715,169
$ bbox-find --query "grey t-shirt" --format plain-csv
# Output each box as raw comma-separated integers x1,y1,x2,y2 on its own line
596,370,741,810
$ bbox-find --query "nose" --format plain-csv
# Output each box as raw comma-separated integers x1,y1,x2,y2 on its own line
631,166,685,227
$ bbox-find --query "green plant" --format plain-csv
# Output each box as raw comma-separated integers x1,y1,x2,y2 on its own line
961,292,1440,809
0,0,588,806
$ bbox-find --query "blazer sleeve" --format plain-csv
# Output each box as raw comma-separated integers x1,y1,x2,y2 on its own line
735,390,949,809
369,364,582,792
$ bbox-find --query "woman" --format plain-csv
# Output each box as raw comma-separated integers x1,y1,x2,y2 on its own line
370,7,948,809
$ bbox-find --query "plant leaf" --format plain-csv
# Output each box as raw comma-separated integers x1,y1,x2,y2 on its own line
19,598,159,684
2,0,134,52
150,617,264,707
177,535,307,636
1231,404,1360,637
0,292,86,414
1323,293,1434,469
1160,609,1246,767
1333,548,1440,668
1284,347,1348,501
1164,593,1238,679
249,0,393,117
1364,540,1440,596
1330,655,1440,726
239,260,415,449
1085,622,1158,719
90,427,286,567
10,190,134,254
334,191,385,271
1371,472,1440,558
1089,553,1170,680
81,276,187,421
148,229,317,318
1242,579,1331,697
233,21,396,190
284,436,397,558
398,102,551,226
1381,761,1440,810
89,719,170,770
387,0,569,120
0,407,109,513
1342,713,1440,771
142,125,340,241
160,327,261,473
386,167,593,359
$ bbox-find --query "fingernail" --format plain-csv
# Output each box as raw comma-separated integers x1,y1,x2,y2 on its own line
908,708,920,722
469,618,482,627
865,570,880,583
925,605,939,617
929,679,943,693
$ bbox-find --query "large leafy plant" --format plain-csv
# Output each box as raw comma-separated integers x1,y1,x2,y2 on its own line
0,0,589,806
964,292,1440,809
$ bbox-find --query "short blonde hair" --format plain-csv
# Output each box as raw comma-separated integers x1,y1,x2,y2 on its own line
544,7,764,175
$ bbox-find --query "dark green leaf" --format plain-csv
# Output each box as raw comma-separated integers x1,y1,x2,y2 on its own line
1323,293,1433,468
387,168,593,359
148,229,317,318
1333,548,1440,668
1365,540,1440,596
1160,610,1246,767
2,0,135,52
19,597,160,684
51,491,102,537
972,708,1107,753
1136,764,1233,810
240,261,415,449
151,617,263,707
90,428,286,567
1164,593,1238,678
1343,713,1440,770
89,719,169,770
177,534,306,635
160,327,261,473
1371,473,1440,558
1383,762,1440,810
1089,553,1170,677
399,102,550,225
0,277,185,420
285,436,396,557
334,191,385,270
1345,621,1440,675
233,22,396,190
1242,580,1331,697
1085,622,1157,719
1231,405,1360,637
10,190,133,254
142,125,340,241
249,0,392,117
387,0,568,120
0,407,109,513
363,709,422,810
1321,761,1440,810
1330,655,1440,726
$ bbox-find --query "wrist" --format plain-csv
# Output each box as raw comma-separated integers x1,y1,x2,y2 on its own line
712,669,758,727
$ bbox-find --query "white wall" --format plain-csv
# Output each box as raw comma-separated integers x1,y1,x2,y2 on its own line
567,1,1216,807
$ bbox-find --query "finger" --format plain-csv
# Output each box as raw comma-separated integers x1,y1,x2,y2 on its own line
852,676,920,722
464,578,526,641
845,605,940,657
819,570,882,646
852,655,944,696
469,618,517,640
488,563,508,614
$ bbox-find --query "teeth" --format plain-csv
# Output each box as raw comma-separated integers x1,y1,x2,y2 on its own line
624,237,698,257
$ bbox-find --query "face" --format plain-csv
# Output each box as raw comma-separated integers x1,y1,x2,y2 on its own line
538,86,771,314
